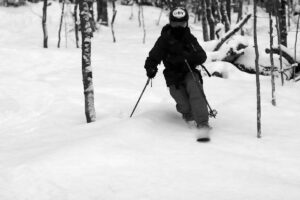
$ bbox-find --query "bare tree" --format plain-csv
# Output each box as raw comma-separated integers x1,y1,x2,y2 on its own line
226,0,231,22
254,0,261,138
212,0,222,23
57,0,66,48
275,0,285,85
74,0,79,48
206,0,215,40
269,10,276,106
141,5,146,43
278,0,288,46
111,0,117,42
220,0,230,32
236,0,243,23
79,0,96,123
97,0,109,26
294,10,300,81
42,0,48,48
202,0,209,41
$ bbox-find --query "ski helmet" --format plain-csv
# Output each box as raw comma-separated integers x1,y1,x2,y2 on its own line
169,7,189,22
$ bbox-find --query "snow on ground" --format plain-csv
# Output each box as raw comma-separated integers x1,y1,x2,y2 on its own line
0,2,300,200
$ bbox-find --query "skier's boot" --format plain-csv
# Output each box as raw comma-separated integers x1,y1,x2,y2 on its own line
182,113,195,128
196,122,212,142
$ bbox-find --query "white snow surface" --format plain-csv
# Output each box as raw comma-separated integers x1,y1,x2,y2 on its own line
0,2,300,200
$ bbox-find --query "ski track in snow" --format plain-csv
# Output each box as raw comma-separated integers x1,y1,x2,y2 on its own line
0,2,300,200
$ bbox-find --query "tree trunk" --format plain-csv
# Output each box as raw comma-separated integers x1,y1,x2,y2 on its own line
57,0,66,48
111,0,117,42
42,0,48,48
206,0,215,40
226,0,231,22
253,0,262,138
141,5,146,43
294,15,300,80
236,0,243,23
275,0,285,85
202,0,210,41
97,0,108,26
220,0,230,32
279,0,288,46
269,11,276,106
74,0,79,48
212,0,222,23
79,0,96,123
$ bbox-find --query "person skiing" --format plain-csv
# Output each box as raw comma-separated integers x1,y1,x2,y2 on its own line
144,7,210,140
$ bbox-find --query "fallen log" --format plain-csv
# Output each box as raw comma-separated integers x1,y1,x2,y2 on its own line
213,14,252,51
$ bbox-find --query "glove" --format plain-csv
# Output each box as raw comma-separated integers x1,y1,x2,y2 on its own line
146,67,157,79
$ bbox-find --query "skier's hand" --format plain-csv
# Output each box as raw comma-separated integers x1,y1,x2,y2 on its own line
146,67,157,79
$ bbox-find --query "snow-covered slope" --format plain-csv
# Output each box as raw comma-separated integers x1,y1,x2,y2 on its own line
0,2,300,200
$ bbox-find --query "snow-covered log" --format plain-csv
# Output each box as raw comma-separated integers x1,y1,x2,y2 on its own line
265,46,300,78
213,14,252,51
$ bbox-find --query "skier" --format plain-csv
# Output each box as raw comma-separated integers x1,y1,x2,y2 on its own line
144,7,211,141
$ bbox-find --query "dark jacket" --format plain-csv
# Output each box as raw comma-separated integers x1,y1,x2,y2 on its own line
144,24,207,86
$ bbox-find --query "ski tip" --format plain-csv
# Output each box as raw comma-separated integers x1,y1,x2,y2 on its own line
197,137,210,142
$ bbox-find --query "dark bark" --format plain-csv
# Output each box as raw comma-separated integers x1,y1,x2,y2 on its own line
206,0,215,40
213,14,251,51
253,0,262,138
79,0,96,123
74,0,79,48
279,0,288,46
97,0,108,26
57,0,66,48
226,0,231,22
42,0,48,48
220,0,230,32
265,48,299,65
294,15,300,80
236,0,243,23
212,0,222,23
202,0,209,41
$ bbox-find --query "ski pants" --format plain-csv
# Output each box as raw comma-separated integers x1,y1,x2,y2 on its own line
169,72,209,125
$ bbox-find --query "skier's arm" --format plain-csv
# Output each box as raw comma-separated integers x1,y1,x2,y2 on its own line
144,36,166,78
184,36,207,65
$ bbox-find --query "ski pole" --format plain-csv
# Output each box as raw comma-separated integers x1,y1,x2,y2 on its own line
184,60,217,118
130,78,151,118
200,64,212,77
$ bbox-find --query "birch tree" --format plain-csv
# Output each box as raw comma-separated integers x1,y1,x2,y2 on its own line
42,0,48,48
254,0,262,138
79,0,96,123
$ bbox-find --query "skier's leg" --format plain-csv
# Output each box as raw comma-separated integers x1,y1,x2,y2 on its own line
169,85,193,121
184,72,209,126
